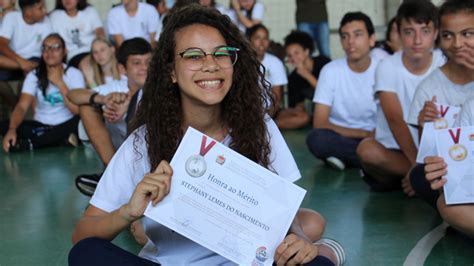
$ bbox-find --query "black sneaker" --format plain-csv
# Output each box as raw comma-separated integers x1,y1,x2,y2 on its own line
8,139,33,152
75,173,102,197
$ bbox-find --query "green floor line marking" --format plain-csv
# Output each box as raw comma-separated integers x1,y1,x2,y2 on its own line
403,222,449,266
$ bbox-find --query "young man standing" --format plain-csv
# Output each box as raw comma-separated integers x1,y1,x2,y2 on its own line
306,12,378,170
0,0,51,80
67,38,152,196
356,0,444,191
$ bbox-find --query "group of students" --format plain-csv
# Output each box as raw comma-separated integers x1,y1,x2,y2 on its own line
0,0,473,264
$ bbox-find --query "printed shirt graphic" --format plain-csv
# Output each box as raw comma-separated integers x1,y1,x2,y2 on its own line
21,66,85,125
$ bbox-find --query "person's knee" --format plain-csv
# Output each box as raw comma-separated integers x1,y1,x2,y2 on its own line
306,128,331,157
69,237,107,265
356,139,383,166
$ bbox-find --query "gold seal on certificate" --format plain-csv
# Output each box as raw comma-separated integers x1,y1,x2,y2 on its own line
434,117,448,129
448,144,468,161
185,155,207,177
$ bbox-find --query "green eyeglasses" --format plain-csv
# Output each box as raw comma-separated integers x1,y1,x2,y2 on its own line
177,46,240,71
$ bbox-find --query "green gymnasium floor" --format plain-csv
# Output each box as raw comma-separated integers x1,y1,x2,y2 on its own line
0,128,473,265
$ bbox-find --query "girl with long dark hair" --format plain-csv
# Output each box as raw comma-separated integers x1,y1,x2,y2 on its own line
70,5,343,266
1,33,84,152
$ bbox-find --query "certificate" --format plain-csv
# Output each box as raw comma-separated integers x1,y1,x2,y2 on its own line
144,127,306,265
436,126,474,205
416,103,461,163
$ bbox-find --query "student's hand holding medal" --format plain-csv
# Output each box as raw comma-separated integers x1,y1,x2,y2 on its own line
418,96,439,128
424,156,447,190
122,160,173,222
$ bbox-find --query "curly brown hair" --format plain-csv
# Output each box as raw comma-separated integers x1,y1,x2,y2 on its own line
129,4,273,171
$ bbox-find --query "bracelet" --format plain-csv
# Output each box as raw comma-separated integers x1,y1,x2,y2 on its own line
89,92,102,109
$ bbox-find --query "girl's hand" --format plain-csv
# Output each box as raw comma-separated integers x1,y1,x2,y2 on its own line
418,96,438,128
460,42,474,70
424,156,447,190
231,0,240,10
274,233,319,265
2,128,17,152
122,160,173,222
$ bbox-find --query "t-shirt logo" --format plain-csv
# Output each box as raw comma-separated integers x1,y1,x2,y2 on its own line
71,28,84,48
36,34,42,43
45,91,64,106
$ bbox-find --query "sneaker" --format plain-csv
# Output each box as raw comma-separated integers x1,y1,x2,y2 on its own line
314,238,346,266
326,156,345,171
75,173,102,197
67,133,79,147
8,139,33,152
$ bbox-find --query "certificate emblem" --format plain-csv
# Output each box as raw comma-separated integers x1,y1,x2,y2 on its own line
449,144,467,161
185,155,207,177
254,246,268,263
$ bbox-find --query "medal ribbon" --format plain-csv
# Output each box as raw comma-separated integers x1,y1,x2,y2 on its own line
439,105,449,118
200,135,216,157
448,128,461,144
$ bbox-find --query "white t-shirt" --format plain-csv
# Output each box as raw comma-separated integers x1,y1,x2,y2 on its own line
313,57,378,131
90,117,300,265
21,65,84,125
374,50,445,149
262,53,287,87
107,3,159,43
407,68,474,126
456,97,474,127
227,2,264,32
370,47,390,62
49,6,103,61
0,11,52,59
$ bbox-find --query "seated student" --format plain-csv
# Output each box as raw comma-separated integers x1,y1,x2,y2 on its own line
228,0,264,32
1,34,84,152
407,0,474,198
49,0,105,69
424,96,474,239
247,24,287,117
306,12,378,171
69,5,344,266
356,0,445,191
0,0,52,80
371,17,402,61
107,0,159,49
67,38,152,196
276,30,331,129
80,38,123,89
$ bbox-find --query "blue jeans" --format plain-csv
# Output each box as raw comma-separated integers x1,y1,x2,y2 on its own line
69,237,335,266
298,22,331,58
306,128,362,168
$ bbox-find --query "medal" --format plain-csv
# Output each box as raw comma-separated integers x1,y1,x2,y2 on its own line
185,135,216,177
448,128,467,161
434,105,449,129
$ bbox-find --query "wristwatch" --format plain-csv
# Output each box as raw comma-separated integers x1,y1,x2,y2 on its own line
89,92,102,109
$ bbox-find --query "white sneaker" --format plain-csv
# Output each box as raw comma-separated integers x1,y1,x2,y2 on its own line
326,156,345,171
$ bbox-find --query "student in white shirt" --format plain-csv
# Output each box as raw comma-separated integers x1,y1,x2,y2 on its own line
146,0,168,41
0,0,16,26
0,0,51,80
407,1,474,199
356,0,444,191
79,38,123,89
107,0,159,49
247,23,287,117
69,6,344,266
307,12,378,171
413,1,474,240
1,34,84,152
67,38,152,198
228,0,264,32
49,0,104,69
